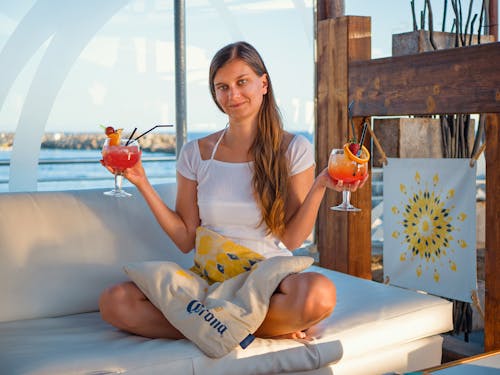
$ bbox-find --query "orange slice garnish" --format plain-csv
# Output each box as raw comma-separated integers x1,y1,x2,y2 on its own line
344,143,370,164
107,129,123,146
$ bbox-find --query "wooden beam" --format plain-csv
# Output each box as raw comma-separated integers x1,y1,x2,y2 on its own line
485,113,500,351
349,42,500,117
316,16,372,279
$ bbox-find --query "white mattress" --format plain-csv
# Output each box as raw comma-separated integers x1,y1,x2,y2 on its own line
289,335,444,375
0,266,452,375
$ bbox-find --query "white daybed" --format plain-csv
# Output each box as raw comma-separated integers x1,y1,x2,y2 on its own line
0,183,452,374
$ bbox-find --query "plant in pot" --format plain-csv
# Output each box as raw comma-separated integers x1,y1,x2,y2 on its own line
374,0,493,166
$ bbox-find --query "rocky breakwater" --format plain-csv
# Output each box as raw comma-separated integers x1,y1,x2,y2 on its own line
1,133,176,153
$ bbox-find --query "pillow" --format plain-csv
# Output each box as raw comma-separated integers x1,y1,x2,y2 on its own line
191,226,265,284
124,255,313,358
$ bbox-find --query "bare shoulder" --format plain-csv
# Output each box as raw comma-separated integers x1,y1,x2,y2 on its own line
197,130,225,160
282,131,296,151
282,131,294,148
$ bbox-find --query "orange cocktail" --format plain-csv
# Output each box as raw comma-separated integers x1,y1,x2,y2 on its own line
328,144,370,212
328,148,368,183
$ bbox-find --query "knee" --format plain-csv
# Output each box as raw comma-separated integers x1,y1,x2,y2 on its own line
99,283,134,325
300,273,336,323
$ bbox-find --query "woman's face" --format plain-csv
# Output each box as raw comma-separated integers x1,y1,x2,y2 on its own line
213,58,268,124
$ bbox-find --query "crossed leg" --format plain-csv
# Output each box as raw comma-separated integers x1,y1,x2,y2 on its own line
99,272,336,340
99,281,184,339
254,272,336,339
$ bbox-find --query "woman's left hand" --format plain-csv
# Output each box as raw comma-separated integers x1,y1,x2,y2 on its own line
316,167,369,192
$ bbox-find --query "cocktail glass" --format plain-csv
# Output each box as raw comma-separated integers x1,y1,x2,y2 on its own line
102,138,141,197
328,147,369,212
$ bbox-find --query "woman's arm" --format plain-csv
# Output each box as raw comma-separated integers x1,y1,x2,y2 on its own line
280,166,368,250
118,161,200,253
279,165,323,250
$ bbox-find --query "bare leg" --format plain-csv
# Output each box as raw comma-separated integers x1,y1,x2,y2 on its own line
100,273,335,341
254,272,336,339
99,281,184,339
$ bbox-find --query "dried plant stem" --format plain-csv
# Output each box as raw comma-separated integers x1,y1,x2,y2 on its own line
411,0,418,31
471,114,486,156
426,0,437,49
441,116,449,157
464,0,475,43
464,114,471,157
458,114,465,158
478,0,486,43
458,0,465,45
442,0,448,31
469,14,478,44
451,0,462,46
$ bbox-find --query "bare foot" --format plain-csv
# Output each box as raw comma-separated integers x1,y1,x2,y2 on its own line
271,331,313,341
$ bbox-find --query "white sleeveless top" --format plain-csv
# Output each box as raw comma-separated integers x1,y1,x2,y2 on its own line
176,130,315,258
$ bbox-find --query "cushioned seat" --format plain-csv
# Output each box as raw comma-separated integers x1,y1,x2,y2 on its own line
0,184,452,374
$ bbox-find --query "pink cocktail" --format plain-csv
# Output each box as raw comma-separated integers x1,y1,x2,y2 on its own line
103,144,140,172
102,138,141,197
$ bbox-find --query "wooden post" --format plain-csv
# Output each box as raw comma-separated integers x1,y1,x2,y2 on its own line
317,0,344,20
315,16,372,279
489,0,498,41
485,113,500,351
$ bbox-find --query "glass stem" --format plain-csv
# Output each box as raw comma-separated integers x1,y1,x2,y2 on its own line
114,173,123,192
342,190,351,207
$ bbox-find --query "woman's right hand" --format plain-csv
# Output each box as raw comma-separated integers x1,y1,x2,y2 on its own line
101,158,149,188
122,159,149,187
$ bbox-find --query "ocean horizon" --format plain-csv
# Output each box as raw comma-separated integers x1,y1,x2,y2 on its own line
0,130,314,193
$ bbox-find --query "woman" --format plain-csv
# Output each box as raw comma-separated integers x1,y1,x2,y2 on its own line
99,41,366,340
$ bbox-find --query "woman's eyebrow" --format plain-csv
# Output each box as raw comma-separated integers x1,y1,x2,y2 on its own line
214,73,250,86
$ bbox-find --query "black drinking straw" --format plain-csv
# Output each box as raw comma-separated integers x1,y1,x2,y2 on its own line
134,124,174,141
357,121,369,156
125,127,137,146
348,100,357,142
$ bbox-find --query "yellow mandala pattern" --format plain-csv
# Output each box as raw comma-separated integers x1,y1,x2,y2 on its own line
391,171,468,283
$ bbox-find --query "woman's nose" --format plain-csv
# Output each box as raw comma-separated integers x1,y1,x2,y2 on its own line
228,86,241,99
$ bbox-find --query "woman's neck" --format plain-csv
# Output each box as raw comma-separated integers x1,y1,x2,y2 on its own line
224,120,257,152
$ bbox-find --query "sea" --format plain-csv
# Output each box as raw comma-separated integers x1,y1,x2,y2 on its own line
0,131,314,193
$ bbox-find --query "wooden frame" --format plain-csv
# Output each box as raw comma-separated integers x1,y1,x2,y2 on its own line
316,16,499,352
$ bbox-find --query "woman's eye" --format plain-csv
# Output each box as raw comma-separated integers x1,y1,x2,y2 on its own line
217,85,227,91
238,79,247,85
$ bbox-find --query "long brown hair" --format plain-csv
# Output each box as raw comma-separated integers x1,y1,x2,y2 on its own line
209,41,289,237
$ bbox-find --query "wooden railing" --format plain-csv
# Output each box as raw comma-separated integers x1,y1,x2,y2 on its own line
315,16,499,352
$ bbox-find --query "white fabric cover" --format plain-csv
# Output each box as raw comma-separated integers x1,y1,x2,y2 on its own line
124,256,313,358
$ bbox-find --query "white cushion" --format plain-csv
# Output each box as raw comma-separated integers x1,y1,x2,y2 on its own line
0,184,193,322
0,266,452,375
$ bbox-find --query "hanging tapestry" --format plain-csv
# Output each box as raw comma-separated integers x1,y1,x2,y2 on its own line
383,158,476,302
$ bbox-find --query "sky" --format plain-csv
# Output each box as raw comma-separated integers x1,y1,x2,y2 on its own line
0,0,495,134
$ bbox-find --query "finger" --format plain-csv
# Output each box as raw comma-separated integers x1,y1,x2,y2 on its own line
359,173,369,188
